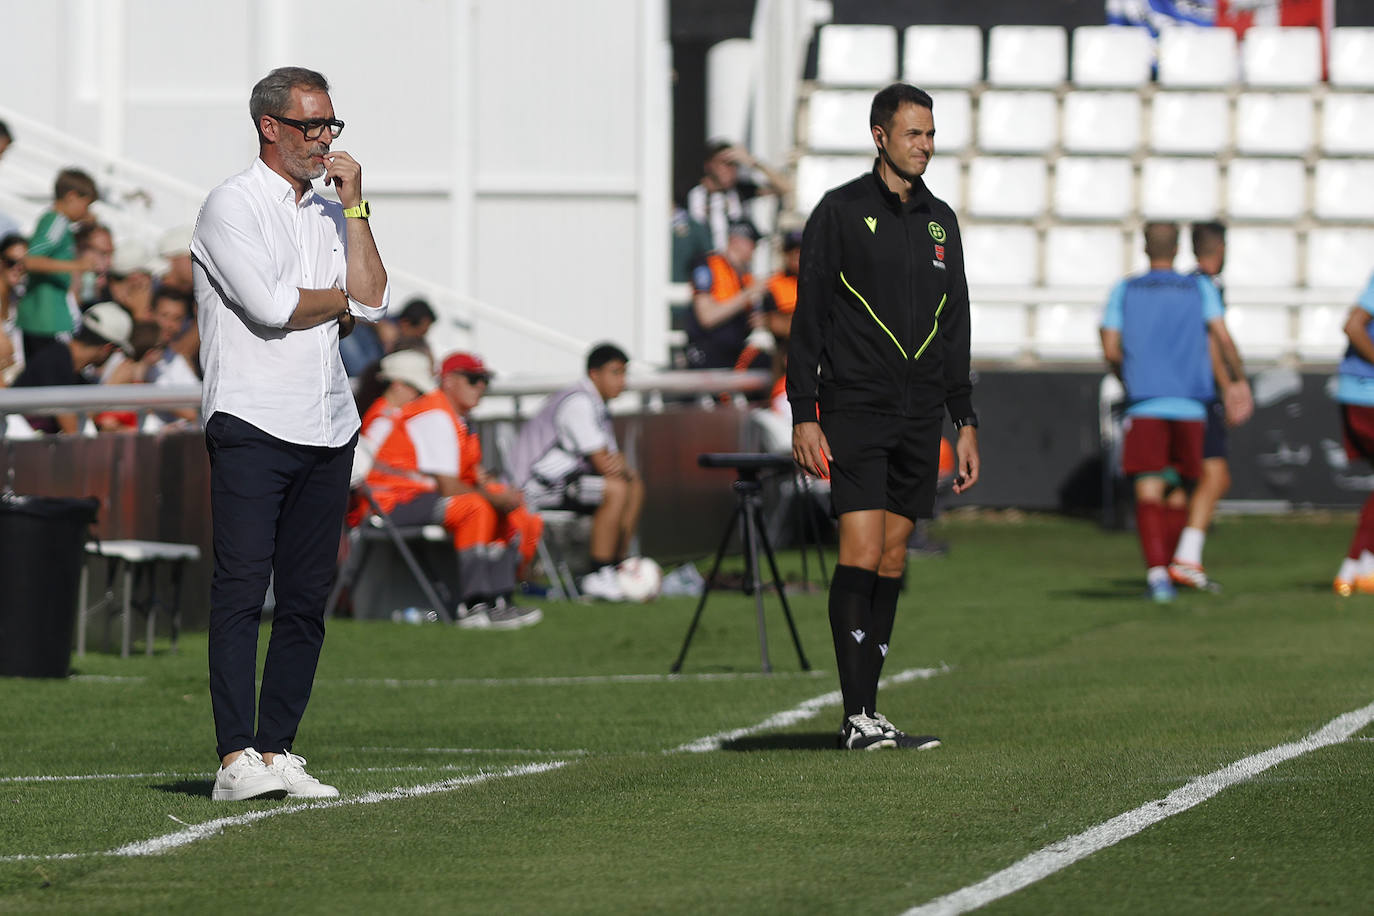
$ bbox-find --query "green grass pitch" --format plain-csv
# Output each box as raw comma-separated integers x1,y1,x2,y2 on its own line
3,514,1374,914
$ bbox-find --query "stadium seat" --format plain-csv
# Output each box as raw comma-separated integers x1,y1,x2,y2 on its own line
816,25,897,87
794,155,870,215
805,90,877,153
987,25,1067,87
1139,158,1220,220
1224,227,1299,288
1070,25,1154,87
1157,26,1238,87
1226,159,1306,222
1305,227,1374,290
1234,93,1314,157
976,91,1059,154
967,157,1048,220
1033,303,1104,361
1053,157,1134,221
969,302,1031,360
1223,304,1292,361
1296,304,1348,362
903,25,982,88
921,155,963,213
962,224,1038,286
1061,91,1141,154
1043,226,1127,287
930,90,973,154
1149,92,1230,155
1329,27,1374,88
1240,27,1322,88
1313,160,1374,222
1321,94,1374,157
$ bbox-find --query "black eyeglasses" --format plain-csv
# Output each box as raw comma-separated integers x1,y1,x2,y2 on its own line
462,372,490,385
268,114,345,141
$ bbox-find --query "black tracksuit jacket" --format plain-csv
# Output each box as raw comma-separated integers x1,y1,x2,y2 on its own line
786,161,974,426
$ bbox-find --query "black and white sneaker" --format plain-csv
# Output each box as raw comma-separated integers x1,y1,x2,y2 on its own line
840,713,897,750
872,712,941,750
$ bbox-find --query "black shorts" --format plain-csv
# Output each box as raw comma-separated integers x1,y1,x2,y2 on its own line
819,410,944,521
1202,399,1228,460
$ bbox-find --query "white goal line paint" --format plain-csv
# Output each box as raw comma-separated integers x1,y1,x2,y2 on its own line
672,666,950,754
902,699,1374,916
323,670,830,688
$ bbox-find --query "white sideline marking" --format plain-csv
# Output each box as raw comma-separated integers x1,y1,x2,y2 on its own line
324,671,829,688
902,699,1374,916
0,764,495,785
672,666,950,753
356,746,589,757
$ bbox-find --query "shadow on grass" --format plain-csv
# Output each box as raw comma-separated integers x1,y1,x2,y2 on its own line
720,733,836,752
152,779,213,798
1048,577,1149,601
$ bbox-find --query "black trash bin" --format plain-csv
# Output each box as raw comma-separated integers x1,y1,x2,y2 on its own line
0,493,100,678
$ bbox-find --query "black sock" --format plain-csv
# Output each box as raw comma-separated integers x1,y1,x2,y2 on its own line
829,564,877,718
861,575,902,716
590,556,616,571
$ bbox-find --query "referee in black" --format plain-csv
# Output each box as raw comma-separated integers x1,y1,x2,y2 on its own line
788,83,980,751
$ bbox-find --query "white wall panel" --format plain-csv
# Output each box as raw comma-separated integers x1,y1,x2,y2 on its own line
126,0,257,100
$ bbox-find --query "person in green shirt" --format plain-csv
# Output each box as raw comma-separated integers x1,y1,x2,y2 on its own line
18,168,99,360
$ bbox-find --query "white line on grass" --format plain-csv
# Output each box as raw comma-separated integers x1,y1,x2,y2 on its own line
355,746,589,756
0,764,496,785
323,671,830,688
902,699,1374,916
672,666,950,753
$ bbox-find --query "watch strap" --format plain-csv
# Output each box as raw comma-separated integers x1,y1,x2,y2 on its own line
342,200,371,219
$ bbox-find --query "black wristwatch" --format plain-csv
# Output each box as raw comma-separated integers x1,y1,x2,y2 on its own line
952,414,979,430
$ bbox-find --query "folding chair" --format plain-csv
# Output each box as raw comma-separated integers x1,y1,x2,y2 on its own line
490,420,583,600
325,483,456,622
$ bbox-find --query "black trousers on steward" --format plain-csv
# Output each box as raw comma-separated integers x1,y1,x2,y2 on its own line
205,411,356,760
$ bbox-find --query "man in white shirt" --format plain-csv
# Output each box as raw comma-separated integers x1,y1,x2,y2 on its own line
192,66,389,802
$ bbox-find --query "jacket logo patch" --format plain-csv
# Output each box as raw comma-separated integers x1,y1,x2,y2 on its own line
864,216,877,234
931,260,946,270
928,221,946,243
934,244,945,261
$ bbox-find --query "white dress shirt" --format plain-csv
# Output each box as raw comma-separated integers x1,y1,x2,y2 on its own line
191,157,389,447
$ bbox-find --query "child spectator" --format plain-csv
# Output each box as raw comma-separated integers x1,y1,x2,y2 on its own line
17,168,100,360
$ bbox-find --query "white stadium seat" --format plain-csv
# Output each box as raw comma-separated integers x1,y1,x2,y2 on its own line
1140,158,1220,220
1043,226,1127,288
1157,27,1238,87
1034,303,1106,360
1329,27,1374,88
1071,25,1154,87
1053,157,1134,221
921,155,963,213
976,91,1059,154
1061,91,1141,154
969,303,1031,360
1313,160,1374,222
987,25,1067,87
1223,227,1299,288
1223,304,1292,361
967,157,1048,219
1296,304,1349,362
903,25,983,88
1306,228,1374,290
930,90,973,154
962,224,1039,286
1226,159,1306,222
794,155,870,215
1321,94,1374,156
1234,93,1314,157
1240,27,1322,88
1150,92,1230,155
805,90,876,153
816,25,897,87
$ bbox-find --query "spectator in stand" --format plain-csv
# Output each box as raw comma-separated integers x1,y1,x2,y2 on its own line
670,204,712,284
1,233,26,385
0,122,18,241
156,225,195,296
94,320,164,432
352,348,436,487
685,219,769,370
17,168,100,361
353,351,543,628
14,302,133,434
74,222,115,308
685,140,791,254
509,342,644,601
385,296,438,352
761,229,802,346
107,239,158,322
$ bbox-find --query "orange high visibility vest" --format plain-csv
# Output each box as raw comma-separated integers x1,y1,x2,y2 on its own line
765,272,797,315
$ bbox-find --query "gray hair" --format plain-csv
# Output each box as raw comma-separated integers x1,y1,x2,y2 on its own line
250,66,330,132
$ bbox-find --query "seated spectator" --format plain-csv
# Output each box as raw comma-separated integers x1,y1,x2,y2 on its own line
1,233,27,385
685,219,769,371
351,350,543,630
95,321,163,431
508,342,644,601
761,228,801,345
0,121,19,240
352,348,439,488
74,222,115,307
670,205,712,284
148,288,200,386
14,302,133,434
381,296,438,353
107,239,158,322
156,224,194,296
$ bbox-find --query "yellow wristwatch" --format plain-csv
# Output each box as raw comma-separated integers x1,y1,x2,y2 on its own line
342,200,371,219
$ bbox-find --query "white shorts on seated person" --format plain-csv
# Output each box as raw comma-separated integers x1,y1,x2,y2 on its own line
524,474,606,511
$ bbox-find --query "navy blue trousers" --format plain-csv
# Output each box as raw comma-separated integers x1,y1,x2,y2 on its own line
205,411,355,760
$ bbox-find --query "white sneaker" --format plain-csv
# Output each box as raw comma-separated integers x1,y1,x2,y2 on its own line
265,752,339,799
455,604,493,628
580,565,625,601
211,747,288,801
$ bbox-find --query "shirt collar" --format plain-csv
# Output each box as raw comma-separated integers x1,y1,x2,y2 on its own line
252,157,316,206
578,375,605,406
869,157,932,213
